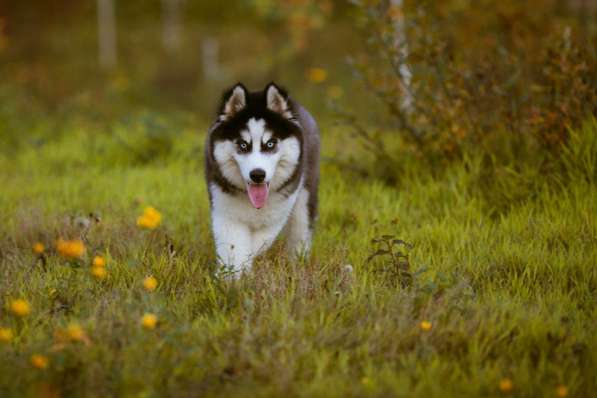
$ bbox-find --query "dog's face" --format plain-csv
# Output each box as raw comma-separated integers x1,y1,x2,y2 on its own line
209,83,303,209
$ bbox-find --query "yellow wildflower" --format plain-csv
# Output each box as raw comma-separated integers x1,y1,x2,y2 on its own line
56,238,86,259
0,327,13,343
420,321,432,331
32,242,45,254
556,385,568,398
307,67,327,83
66,323,85,342
91,266,107,280
9,299,31,317
92,255,106,267
141,313,158,330
499,378,513,393
30,354,49,369
143,276,158,292
136,206,162,229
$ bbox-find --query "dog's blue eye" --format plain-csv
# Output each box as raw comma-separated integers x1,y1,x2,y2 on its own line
238,141,249,151
266,139,277,149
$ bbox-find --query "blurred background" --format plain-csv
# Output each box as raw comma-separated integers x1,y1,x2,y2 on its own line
1,0,596,181
1,1,358,119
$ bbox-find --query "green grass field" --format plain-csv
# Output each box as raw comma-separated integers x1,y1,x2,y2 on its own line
0,116,596,397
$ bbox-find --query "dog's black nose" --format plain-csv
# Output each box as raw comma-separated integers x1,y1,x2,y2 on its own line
249,168,266,183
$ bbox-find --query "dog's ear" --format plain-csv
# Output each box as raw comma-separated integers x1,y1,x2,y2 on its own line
219,83,247,121
265,82,293,119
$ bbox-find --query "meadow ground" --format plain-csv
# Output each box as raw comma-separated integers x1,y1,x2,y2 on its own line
0,116,596,397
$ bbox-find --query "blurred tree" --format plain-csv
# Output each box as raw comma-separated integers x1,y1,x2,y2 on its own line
201,37,220,82
390,0,412,112
0,0,359,116
161,0,183,53
97,0,117,68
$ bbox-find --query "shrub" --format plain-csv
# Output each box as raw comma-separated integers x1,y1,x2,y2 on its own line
340,0,597,182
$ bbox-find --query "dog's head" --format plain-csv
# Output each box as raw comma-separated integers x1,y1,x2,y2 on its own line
208,82,303,209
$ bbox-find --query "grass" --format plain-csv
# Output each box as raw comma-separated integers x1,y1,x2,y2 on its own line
0,115,596,397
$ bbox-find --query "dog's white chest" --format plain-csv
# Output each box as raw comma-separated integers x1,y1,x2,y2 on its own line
210,184,298,231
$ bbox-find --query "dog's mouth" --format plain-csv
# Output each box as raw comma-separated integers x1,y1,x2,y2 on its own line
246,182,270,209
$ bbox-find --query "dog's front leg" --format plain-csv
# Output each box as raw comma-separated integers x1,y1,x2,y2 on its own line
212,215,253,276
286,189,312,260
252,224,284,257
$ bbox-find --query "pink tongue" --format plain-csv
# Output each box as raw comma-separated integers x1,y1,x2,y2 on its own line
247,183,269,209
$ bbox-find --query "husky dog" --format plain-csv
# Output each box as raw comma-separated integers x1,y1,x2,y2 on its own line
205,82,320,275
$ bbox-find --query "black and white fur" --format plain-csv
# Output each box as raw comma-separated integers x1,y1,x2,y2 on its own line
205,82,320,275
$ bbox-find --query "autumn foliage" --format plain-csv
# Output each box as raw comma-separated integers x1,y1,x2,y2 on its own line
345,0,597,176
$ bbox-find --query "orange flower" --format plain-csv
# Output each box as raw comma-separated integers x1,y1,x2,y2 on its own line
307,67,328,83
499,378,513,393
56,239,86,259
32,242,45,254
92,256,106,267
9,299,31,317
136,207,162,229
0,327,13,343
143,276,158,292
141,313,158,330
30,354,49,369
66,323,85,342
91,266,107,280
420,321,432,331
556,385,568,398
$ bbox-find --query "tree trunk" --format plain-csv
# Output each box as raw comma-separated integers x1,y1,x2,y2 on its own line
201,37,220,81
161,0,183,53
391,0,412,112
97,0,117,68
